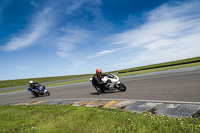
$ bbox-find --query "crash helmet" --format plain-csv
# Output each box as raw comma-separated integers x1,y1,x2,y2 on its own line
96,69,102,76
29,80,33,84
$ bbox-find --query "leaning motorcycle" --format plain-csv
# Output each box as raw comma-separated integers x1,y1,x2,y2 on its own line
90,73,126,93
27,84,50,97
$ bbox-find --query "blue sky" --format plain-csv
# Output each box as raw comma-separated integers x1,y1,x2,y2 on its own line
0,0,200,80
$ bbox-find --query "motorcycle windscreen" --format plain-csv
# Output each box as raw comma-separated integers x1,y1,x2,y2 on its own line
108,74,114,78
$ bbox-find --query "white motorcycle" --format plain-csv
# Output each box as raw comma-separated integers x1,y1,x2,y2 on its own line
90,73,126,93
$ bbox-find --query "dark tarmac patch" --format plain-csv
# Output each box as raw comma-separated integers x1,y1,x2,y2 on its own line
155,103,200,118
124,102,162,113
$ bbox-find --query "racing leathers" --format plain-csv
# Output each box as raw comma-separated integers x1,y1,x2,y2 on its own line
92,74,109,93
29,82,40,91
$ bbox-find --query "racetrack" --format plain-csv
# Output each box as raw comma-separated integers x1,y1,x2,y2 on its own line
0,66,200,105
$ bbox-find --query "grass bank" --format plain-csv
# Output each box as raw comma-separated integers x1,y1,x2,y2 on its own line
0,78,89,94
117,61,200,77
0,105,200,133
116,56,200,74
0,74,92,89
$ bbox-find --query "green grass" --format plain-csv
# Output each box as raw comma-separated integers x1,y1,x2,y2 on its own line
0,79,89,94
0,105,200,133
117,62,200,77
115,56,200,73
0,74,93,89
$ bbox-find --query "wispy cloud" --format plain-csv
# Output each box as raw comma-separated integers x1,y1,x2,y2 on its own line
66,0,88,15
55,0,103,58
87,48,120,59
1,8,53,51
66,0,102,15
91,0,200,65
16,66,27,70
56,28,91,58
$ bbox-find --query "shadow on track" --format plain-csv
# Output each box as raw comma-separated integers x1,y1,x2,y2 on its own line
90,90,122,95
29,95,46,98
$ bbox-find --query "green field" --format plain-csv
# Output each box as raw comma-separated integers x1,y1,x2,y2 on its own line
117,61,200,77
0,105,200,133
115,56,200,73
0,78,89,94
0,74,93,89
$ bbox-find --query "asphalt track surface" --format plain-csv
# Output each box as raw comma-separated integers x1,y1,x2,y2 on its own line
0,66,200,105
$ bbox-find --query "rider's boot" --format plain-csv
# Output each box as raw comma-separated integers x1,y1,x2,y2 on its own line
96,88,101,94
97,90,101,94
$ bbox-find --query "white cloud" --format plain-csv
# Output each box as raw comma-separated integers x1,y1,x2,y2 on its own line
87,48,120,59
1,8,52,51
16,66,27,70
92,0,200,67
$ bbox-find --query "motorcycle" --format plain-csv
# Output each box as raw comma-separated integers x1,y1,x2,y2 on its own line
90,73,126,93
27,84,50,97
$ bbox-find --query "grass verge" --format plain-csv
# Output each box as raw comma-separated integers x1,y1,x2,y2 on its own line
0,105,200,133
0,79,89,94
117,62,200,77
116,56,200,73
0,74,93,89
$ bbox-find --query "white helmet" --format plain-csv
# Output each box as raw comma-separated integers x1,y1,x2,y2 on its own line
29,80,33,84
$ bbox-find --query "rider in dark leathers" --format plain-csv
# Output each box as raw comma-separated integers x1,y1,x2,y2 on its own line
29,80,40,91
92,69,110,94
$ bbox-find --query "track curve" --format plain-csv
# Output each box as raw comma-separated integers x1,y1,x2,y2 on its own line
0,66,200,105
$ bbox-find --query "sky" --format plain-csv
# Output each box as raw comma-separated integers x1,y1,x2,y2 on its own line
0,0,200,80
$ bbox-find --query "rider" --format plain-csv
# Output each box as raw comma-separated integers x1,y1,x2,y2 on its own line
92,69,110,94
29,80,39,91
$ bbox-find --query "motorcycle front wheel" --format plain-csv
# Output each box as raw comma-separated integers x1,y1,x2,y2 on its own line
117,83,126,91
45,91,50,96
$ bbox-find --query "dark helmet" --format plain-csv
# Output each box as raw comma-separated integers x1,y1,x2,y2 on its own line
96,69,102,76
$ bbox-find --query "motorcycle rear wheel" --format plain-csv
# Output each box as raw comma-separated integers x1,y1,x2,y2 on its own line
33,91,39,97
117,83,126,91
100,88,105,93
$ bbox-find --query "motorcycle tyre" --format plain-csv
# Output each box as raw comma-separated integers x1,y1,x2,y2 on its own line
117,83,126,92
33,91,39,97
45,91,50,96
100,88,105,93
